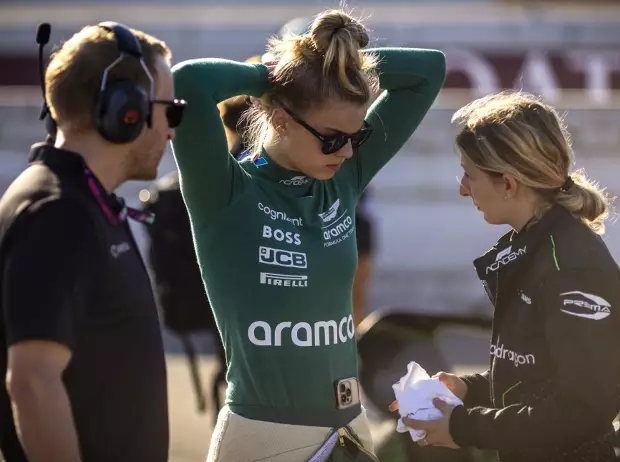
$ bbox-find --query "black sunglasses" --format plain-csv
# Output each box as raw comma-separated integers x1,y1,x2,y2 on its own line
153,99,187,129
282,107,373,155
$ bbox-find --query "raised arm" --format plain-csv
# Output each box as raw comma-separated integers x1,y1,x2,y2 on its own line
170,59,270,215
339,48,446,192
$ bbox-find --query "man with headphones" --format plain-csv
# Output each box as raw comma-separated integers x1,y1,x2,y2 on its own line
0,23,185,462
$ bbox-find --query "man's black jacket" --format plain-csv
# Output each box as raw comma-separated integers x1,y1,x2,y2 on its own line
451,205,620,462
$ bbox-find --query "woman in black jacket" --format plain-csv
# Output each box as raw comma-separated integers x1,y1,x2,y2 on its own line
400,91,620,461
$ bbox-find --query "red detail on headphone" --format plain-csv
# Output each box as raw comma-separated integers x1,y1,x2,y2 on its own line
123,110,139,124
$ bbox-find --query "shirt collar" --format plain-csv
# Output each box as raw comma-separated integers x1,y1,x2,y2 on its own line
244,149,314,195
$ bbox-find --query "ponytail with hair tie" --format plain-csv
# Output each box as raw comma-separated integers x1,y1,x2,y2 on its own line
559,176,574,193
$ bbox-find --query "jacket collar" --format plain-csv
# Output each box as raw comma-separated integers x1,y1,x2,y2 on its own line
473,205,572,303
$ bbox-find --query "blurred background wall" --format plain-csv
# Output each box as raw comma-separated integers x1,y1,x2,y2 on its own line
0,0,619,325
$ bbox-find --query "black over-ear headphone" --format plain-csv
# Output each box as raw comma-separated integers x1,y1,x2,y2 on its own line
94,22,153,144
37,21,154,144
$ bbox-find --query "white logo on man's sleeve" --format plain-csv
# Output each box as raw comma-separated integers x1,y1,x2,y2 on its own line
110,242,131,258
559,291,611,320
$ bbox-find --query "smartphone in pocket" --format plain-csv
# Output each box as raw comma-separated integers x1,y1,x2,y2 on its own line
335,378,360,410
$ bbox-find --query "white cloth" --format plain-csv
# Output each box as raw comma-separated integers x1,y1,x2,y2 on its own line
392,361,463,442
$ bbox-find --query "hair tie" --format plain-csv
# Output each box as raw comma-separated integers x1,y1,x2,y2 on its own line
559,176,574,193
331,26,345,40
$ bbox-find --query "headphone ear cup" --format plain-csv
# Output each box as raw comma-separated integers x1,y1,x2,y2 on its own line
95,80,149,144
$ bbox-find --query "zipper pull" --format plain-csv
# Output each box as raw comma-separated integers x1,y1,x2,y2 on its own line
338,428,345,446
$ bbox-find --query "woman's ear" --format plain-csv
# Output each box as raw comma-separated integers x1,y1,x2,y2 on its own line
270,108,289,137
503,173,520,199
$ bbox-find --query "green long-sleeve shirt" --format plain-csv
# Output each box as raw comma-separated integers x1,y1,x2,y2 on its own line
171,48,446,427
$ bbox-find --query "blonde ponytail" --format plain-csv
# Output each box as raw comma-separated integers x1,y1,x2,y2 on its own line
555,169,614,235
309,10,370,97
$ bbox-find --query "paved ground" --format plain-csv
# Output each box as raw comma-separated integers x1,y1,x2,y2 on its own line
164,331,217,462
167,354,217,462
